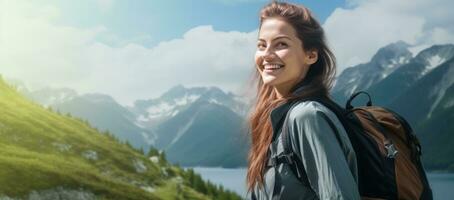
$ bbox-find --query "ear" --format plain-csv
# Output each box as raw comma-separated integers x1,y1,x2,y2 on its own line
305,49,318,65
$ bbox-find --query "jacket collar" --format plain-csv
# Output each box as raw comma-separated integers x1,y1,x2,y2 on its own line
269,80,310,140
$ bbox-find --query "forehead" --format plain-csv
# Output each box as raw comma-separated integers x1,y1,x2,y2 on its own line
258,18,298,40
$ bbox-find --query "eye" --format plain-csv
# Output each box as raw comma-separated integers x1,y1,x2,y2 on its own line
257,42,266,50
276,42,288,49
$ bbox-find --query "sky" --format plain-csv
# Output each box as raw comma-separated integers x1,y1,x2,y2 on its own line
1,0,453,105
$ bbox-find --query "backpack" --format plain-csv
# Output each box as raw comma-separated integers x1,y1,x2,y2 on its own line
275,91,433,200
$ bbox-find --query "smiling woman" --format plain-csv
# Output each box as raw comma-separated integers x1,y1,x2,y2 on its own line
247,1,360,200
255,17,318,98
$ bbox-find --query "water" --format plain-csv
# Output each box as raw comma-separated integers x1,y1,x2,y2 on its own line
191,167,248,198
191,167,454,200
427,173,454,200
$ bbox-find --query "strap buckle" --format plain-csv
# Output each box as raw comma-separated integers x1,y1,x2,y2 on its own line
385,143,398,158
281,153,294,165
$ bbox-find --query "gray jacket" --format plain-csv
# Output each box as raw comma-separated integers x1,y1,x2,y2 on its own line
251,100,360,200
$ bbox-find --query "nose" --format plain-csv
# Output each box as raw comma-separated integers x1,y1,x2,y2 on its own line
262,48,276,61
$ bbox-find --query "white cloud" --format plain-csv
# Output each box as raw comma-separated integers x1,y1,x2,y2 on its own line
0,1,257,105
323,0,454,74
96,0,114,12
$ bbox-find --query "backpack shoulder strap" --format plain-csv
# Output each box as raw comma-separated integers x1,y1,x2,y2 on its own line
278,98,345,186
265,100,311,187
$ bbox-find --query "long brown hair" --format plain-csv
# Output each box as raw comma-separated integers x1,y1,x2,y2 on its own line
247,1,336,191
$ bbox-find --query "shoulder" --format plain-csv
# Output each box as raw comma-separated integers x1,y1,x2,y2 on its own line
286,100,344,135
288,100,333,122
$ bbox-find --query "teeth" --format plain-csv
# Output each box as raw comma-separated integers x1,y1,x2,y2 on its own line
264,64,283,70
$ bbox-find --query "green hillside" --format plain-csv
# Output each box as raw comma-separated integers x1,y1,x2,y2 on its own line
0,77,241,200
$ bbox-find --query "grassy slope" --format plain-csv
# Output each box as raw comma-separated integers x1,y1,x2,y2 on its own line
0,78,218,200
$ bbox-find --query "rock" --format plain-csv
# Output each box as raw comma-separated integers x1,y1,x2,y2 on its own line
82,150,98,161
52,142,72,152
133,159,147,173
149,156,159,164
27,187,96,200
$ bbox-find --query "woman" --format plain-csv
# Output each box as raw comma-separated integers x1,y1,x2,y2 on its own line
247,2,360,199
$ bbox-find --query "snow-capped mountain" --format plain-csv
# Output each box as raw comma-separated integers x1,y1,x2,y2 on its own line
331,42,454,171
128,85,250,167
388,56,454,127
23,87,78,107
368,44,454,106
22,88,154,151
332,41,413,103
412,44,454,76
130,85,249,131
155,97,249,167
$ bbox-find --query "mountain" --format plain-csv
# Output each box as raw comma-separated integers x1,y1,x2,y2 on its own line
24,88,154,151
155,98,249,167
51,93,155,151
332,42,454,172
0,76,241,199
417,83,454,171
368,44,454,106
384,56,454,171
132,85,250,167
332,41,413,103
387,57,454,127
130,85,249,131
22,87,78,106
22,84,250,168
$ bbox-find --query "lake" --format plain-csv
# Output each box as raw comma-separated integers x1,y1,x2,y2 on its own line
191,167,454,199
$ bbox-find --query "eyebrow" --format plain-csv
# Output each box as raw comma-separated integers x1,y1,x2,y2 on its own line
258,35,293,42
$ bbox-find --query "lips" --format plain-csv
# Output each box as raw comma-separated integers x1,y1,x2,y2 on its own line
262,63,284,73
264,64,284,70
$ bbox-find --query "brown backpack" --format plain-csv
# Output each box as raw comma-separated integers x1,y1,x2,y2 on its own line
279,92,433,200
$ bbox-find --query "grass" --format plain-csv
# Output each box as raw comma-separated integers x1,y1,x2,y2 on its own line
0,77,241,200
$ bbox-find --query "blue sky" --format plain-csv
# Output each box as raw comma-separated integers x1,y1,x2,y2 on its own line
48,0,344,47
1,0,453,105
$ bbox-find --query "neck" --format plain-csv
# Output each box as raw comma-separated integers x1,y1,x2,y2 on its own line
274,86,290,99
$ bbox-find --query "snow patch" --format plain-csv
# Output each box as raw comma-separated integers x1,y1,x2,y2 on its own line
346,85,358,97
208,98,222,105
428,55,445,69
385,56,408,69
399,56,409,64
169,111,199,146
427,64,454,118
140,94,200,122
147,102,173,115
346,77,357,84
175,94,200,106
171,110,179,117
422,55,446,76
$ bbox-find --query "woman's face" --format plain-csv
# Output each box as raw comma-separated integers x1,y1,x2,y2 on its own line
255,18,317,95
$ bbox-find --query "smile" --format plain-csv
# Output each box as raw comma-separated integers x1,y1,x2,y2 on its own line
263,64,284,72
